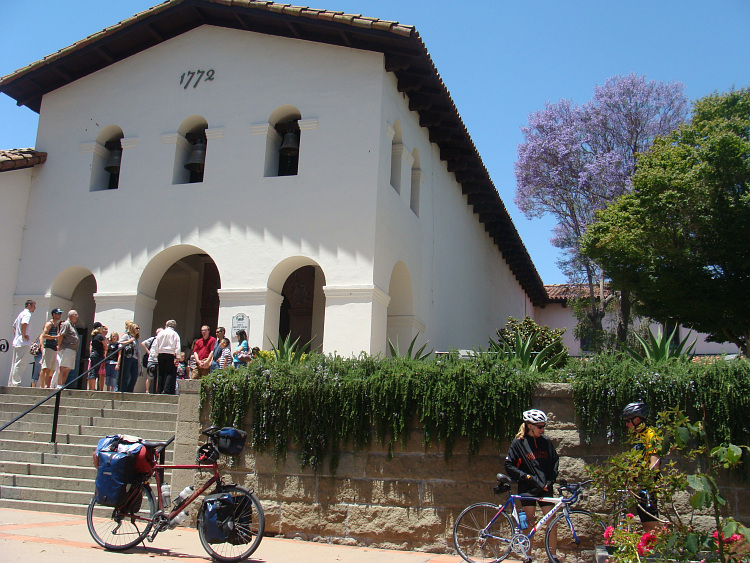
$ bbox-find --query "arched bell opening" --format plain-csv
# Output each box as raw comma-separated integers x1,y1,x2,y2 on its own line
90,126,124,192
264,106,301,178
173,116,208,184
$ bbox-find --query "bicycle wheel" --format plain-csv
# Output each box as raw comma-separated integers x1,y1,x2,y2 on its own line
197,484,265,562
87,483,155,551
453,502,514,563
545,508,604,563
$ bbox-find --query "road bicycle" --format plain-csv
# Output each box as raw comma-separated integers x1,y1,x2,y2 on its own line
87,426,264,562
453,473,604,563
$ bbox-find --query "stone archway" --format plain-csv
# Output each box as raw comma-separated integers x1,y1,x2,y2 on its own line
267,257,326,352
49,267,97,388
138,245,220,352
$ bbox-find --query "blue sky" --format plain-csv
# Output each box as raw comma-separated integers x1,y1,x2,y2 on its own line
1,1,748,285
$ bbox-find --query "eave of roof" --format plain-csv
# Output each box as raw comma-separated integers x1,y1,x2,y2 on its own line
0,149,47,172
0,0,548,305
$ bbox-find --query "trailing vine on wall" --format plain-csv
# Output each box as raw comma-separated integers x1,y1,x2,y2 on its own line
568,353,750,448
200,352,749,474
200,352,540,473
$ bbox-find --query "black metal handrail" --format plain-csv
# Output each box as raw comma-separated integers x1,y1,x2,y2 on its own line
0,346,127,442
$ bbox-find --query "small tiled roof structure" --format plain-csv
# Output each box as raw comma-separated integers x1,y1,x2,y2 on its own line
0,0,547,304
545,283,612,304
0,148,47,172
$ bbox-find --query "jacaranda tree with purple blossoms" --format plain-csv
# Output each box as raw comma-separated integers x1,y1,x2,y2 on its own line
515,74,688,347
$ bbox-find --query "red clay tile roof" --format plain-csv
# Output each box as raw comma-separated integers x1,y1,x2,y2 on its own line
0,149,47,172
544,283,612,303
0,0,548,305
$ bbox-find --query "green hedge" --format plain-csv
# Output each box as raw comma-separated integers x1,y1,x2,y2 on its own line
200,353,750,473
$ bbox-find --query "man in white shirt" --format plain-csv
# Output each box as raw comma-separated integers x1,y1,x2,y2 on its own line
153,319,181,395
7,299,36,386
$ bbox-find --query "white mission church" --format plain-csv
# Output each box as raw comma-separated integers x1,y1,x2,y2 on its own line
0,1,736,388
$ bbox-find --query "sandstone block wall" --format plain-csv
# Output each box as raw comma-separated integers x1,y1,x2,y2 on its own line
173,380,749,552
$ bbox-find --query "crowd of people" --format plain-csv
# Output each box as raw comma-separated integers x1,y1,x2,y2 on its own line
6,300,259,393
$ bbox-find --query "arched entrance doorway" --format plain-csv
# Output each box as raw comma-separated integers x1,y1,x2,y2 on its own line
49,267,97,389
268,259,326,352
150,254,220,349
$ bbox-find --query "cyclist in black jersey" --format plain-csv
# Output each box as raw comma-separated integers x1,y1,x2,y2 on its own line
505,409,560,563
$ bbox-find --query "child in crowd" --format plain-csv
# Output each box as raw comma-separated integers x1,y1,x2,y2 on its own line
175,351,187,380
218,338,232,369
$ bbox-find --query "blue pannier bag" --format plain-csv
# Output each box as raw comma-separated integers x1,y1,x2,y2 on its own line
94,435,140,507
217,427,247,456
202,493,235,544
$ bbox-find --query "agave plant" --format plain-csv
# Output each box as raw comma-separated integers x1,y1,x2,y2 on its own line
268,333,311,365
627,326,696,363
387,333,432,360
488,331,567,373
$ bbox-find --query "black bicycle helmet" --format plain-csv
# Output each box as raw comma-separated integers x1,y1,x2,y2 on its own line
621,402,649,419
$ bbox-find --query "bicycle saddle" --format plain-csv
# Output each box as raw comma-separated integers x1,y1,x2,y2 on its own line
496,473,512,484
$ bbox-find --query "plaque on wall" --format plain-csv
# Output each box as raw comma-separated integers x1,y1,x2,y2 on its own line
232,313,249,334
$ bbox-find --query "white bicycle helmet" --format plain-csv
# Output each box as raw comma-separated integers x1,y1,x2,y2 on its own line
522,409,548,424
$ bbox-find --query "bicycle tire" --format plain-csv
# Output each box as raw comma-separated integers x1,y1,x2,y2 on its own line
545,508,604,563
197,484,265,562
87,483,155,551
453,502,514,563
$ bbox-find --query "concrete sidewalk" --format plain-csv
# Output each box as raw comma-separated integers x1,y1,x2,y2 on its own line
0,507,468,563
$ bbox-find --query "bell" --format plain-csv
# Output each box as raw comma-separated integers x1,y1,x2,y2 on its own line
104,146,122,174
278,131,300,156
184,140,207,172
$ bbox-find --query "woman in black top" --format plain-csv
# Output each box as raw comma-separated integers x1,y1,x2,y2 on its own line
89,325,108,391
505,409,560,562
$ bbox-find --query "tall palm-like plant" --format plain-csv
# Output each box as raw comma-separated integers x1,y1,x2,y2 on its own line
488,331,567,373
627,326,696,363
388,333,432,360
268,333,311,365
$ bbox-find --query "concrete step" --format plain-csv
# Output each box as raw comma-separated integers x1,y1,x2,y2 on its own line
0,428,174,446
0,461,97,479
0,442,174,464
0,386,179,404
0,394,178,414
7,419,177,441
2,403,178,423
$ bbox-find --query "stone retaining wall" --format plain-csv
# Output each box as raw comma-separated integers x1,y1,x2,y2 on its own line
171,380,749,552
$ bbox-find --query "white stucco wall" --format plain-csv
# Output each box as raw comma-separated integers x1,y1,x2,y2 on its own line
373,72,532,353
535,302,741,357
0,167,35,380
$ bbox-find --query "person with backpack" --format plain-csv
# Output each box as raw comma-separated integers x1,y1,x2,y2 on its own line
505,409,560,563
622,402,661,533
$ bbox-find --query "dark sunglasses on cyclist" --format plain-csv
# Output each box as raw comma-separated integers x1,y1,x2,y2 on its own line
533,423,546,429
624,418,637,425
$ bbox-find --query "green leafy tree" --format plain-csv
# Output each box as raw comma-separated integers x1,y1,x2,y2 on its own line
582,87,750,356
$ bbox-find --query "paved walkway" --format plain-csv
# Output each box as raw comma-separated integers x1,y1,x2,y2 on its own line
0,507,470,563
